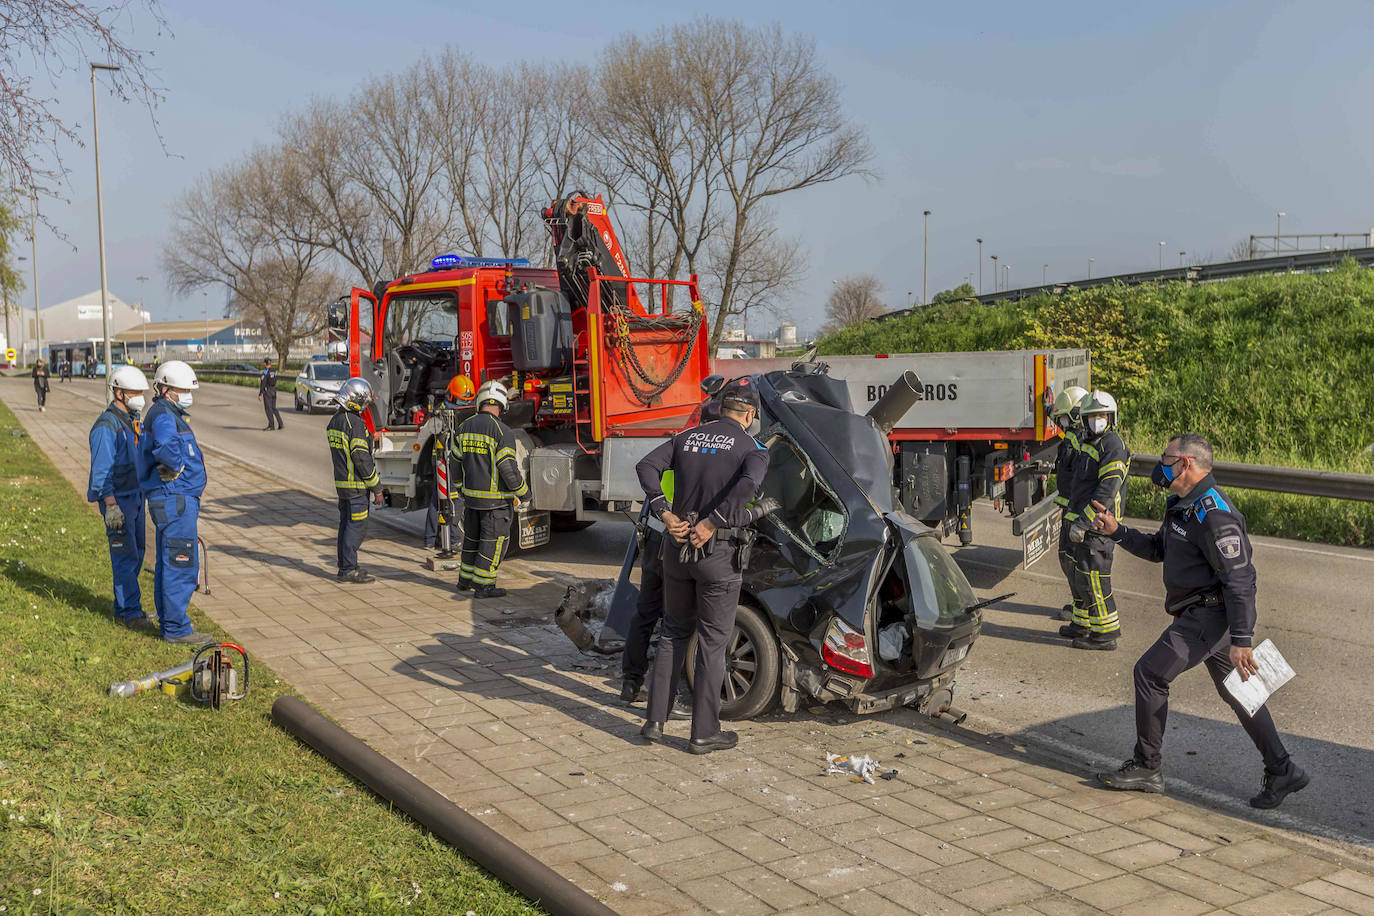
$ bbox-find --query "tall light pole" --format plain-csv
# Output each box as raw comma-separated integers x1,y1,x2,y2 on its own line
921,210,931,307
1158,240,1165,269
976,238,983,294
1042,263,1048,286
28,193,40,366
1276,211,1285,251
1178,251,1186,267
990,254,998,292
91,63,120,394
1088,257,1094,279
202,291,209,360
1003,263,1010,292
136,274,149,358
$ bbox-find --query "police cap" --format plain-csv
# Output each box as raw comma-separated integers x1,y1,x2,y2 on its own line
719,376,760,412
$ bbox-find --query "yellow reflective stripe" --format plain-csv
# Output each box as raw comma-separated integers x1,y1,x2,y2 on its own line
1064,511,1079,521
350,437,370,448
351,509,368,521
1081,504,1098,521
359,471,380,488
327,430,349,446
495,447,517,462
1053,495,1069,507
1080,443,1100,460
334,480,366,489
1098,461,1128,478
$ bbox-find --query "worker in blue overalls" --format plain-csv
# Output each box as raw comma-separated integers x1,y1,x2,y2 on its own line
139,360,212,645
88,365,152,630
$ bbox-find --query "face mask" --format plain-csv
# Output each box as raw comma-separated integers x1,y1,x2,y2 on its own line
126,395,146,413
1151,460,1177,488
1087,416,1108,435
177,392,194,410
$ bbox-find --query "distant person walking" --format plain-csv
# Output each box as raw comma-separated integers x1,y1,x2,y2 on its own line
32,360,50,411
1090,433,1309,809
258,358,284,430
61,358,73,382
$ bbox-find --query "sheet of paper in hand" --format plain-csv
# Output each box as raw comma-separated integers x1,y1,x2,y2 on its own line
1223,639,1296,717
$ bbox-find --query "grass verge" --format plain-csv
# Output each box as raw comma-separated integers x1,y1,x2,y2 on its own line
0,398,541,915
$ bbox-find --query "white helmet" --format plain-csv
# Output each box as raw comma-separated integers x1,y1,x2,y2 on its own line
109,365,150,392
476,380,509,411
1051,385,1089,421
1080,389,1118,432
153,360,199,391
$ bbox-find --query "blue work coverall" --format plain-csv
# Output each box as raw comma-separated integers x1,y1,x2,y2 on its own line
139,397,207,639
87,403,145,622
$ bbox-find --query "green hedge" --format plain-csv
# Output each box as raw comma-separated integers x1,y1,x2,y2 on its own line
821,262,1374,544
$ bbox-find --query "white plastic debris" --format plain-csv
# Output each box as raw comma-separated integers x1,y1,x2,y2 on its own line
825,752,880,784
877,622,905,661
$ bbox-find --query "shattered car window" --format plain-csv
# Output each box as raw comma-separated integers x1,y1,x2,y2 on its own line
906,535,979,625
760,433,847,559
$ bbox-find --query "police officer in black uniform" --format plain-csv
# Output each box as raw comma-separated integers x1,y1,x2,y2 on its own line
1091,433,1309,808
259,358,284,430
454,380,528,599
635,377,770,754
1063,389,1130,649
327,378,382,583
1050,386,1088,622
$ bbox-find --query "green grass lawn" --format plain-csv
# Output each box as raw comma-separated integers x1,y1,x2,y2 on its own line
0,399,541,915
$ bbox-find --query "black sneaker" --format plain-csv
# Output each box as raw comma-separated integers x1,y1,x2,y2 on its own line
338,569,375,584
473,585,506,599
669,694,693,721
1072,632,1118,651
164,631,215,646
620,679,643,704
689,731,739,755
1059,623,1090,638
1250,764,1310,809
1096,759,1165,793
1053,604,1075,622
639,721,665,745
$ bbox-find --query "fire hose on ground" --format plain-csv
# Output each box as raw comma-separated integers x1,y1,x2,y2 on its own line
270,696,617,916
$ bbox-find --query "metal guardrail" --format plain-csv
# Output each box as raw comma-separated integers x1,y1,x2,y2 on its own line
876,246,1374,320
1129,455,1374,502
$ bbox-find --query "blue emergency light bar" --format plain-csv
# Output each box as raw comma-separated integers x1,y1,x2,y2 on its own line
430,254,531,271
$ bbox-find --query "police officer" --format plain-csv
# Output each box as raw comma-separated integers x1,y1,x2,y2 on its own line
634,377,770,754
328,378,383,583
1063,389,1129,650
139,360,213,645
89,365,152,630
1050,385,1088,623
425,375,476,554
1090,433,1309,808
32,359,50,411
454,381,527,598
258,357,284,430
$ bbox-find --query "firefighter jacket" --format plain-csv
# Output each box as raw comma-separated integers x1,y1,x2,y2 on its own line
88,402,141,501
453,411,528,510
327,409,380,499
1053,428,1081,518
1068,428,1129,526
139,397,207,498
1109,474,1258,647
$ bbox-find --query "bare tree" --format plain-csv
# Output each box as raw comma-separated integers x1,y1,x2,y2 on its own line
0,198,25,350
1,0,168,208
163,147,338,365
426,48,489,259
475,64,545,258
822,274,885,334
1229,238,1253,261
706,212,802,335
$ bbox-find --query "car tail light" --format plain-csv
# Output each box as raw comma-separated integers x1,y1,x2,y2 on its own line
822,617,874,679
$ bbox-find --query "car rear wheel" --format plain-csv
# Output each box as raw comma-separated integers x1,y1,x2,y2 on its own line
685,603,780,721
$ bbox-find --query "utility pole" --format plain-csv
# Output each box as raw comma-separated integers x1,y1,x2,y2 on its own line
136,275,149,359
1003,264,1010,292
976,238,983,294
922,210,931,307
1178,251,1185,267
1088,257,1094,279
1276,211,1285,253
1042,263,1048,286
28,193,40,366
990,254,998,292
1158,240,1165,270
91,62,121,395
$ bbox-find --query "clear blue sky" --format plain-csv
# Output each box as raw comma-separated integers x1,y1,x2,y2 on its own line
21,0,1374,335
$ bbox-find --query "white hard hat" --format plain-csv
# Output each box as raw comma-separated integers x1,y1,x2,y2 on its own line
476,380,509,410
109,365,149,392
1080,389,1118,420
1052,385,1088,420
154,360,199,390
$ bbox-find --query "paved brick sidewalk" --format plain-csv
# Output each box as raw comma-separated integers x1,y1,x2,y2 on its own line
7,379,1374,915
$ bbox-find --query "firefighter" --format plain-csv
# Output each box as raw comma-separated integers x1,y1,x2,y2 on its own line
1063,389,1129,650
258,357,284,430
32,359,50,411
1090,433,1309,808
634,377,771,754
454,380,528,598
88,365,152,630
424,375,476,553
327,378,383,583
1050,386,1089,622
139,360,213,645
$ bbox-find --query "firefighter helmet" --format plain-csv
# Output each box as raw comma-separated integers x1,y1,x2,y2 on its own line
153,360,199,391
1052,385,1088,421
1080,389,1118,431
446,374,476,403
476,380,509,411
110,365,150,393
339,377,374,413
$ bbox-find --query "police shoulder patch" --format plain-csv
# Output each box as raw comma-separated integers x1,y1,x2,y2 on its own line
1217,535,1242,560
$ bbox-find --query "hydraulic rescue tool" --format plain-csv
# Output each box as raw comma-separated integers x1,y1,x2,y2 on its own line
109,642,249,709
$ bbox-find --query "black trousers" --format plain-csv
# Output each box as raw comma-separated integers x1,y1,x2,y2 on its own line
262,391,284,429
1072,532,1120,634
336,494,369,573
1133,604,1291,774
35,385,47,407
648,545,741,740
459,503,512,587
1058,518,1080,606
622,528,666,682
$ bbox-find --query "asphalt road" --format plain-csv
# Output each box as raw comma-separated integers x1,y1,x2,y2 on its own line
13,375,1374,850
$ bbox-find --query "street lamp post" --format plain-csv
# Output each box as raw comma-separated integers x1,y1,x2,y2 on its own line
990,254,998,292
1003,264,1010,292
1158,241,1165,270
1276,211,1285,253
1178,251,1185,267
136,274,149,359
976,238,983,294
1042,263,1047,286
922,210,931,307
203,291,209,360
28,193,40,366
1088,257,1094,279
91,62,121,395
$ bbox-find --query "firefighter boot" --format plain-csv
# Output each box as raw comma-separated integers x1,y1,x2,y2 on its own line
1096,758,1165,794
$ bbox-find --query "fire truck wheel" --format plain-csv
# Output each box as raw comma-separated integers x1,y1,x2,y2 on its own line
685,603,780,721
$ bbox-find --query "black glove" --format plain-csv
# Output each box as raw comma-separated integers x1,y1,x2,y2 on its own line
743,497,781,524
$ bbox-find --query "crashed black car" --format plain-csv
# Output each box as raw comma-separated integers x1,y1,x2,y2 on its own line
616,364,986,722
